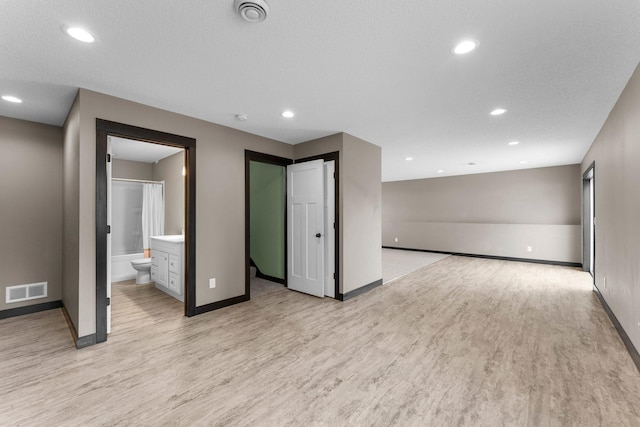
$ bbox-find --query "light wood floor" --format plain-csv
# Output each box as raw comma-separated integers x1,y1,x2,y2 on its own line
382,247,449,284
2,256,640,425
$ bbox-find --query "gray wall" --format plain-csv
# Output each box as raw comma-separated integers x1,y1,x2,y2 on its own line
112,159,153,181
382,165,582,263
294,133,382,294
581,62,640,353
62,95,80,330
0,116,63,312
64,89,294,338
152,151,185,235
342,134,383,292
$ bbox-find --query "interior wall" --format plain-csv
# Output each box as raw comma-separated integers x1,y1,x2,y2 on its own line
342,134,382,293
0,116,63,312
294,132,382,294
62,94,80,331
581,62,640,353
382,165,581,263
152,151,185,235
249,161,285,279
67,89,293,338
112,159,153,181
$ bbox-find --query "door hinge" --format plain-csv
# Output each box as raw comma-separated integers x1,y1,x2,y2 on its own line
333,172,336,179
106,297,111,306
107,225,111,234
333,272,336,279
107,153,111,163
333,222,335,229
593,217,597,226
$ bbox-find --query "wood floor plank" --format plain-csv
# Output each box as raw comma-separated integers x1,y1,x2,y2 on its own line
1,257,639,426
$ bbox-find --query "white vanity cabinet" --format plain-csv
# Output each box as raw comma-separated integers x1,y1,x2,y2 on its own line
150,236,184,302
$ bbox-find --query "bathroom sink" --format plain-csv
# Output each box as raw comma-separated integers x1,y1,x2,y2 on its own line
150,235,184,243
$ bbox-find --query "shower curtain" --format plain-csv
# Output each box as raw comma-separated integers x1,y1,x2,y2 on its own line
142,182,164,255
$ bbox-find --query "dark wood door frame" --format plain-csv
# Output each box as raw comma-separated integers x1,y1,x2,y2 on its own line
582,161,595,284
245,151,293,299
295,152,340,299
96,119,197,344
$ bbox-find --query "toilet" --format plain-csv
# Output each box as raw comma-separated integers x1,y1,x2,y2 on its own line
130,258,152,284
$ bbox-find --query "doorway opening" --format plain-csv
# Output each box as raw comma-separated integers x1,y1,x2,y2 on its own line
244,151,339,300
245,151,291,298
582,162,595,283
96,120,196,344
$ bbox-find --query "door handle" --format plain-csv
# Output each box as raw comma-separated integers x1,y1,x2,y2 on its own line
315,233,322,238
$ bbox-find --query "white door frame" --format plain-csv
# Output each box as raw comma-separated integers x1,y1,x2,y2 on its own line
106,138,112,334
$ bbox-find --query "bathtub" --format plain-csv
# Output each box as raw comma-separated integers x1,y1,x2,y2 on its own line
111,252,144,283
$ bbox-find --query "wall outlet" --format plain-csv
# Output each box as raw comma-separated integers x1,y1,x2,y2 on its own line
527,246,532,252
209,278,216,289
394,237,398,243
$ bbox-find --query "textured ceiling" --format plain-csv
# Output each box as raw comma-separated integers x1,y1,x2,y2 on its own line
1,1,639,181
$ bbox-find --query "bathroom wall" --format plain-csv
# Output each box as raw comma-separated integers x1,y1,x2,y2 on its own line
112,159,153,181
0,116,63,312
152,151,185,235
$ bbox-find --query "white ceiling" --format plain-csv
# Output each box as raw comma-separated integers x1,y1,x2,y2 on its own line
109,136,183,163
1,1,639,181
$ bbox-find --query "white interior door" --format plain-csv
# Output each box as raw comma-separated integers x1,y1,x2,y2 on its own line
287,160,325,297
324,161,335,298
106,138,112,334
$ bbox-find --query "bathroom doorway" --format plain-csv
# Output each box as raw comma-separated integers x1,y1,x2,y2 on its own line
108,136,185,334
96,120,196,344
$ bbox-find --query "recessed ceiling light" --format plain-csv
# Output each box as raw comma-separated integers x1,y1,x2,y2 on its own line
235,114,248,121
437,169,444,173
281,110,295,118
1,95,22,103
405,157,413,161
64,26,95,43
468,162,478,166
490,108,507,116
520,160,528,164
508,141,520,146
452,40,477,55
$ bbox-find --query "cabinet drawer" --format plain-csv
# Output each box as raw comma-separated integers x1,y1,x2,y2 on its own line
151,254,159,266
168,273,179,292
169,254,179,274
150,266,158,282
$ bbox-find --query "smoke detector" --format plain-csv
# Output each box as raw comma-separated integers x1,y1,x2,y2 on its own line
234,0,269,22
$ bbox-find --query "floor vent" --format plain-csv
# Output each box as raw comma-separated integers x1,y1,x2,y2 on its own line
5,282,47,303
